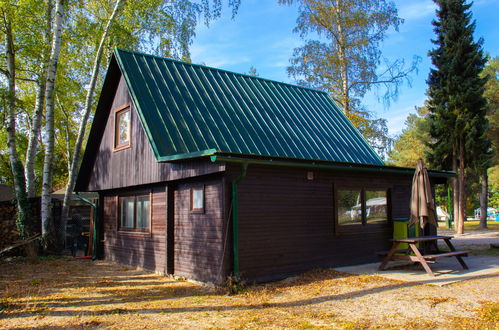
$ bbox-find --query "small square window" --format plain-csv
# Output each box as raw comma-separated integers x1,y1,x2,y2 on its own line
115,106,130,150
191,187,204,212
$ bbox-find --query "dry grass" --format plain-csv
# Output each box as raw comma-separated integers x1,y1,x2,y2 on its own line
0,257,498,329
463,221,499,231
439,221,499,231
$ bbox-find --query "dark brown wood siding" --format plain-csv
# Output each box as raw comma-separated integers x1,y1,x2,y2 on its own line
102,186,167,273
174,178,225,284
227,164,414,283
392,185,411,219
85,76,224,191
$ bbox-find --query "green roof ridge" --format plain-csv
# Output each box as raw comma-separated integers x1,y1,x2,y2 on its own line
115,48,329,96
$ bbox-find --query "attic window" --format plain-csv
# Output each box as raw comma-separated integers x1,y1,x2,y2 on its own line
191,187,204,212
114,105,131,150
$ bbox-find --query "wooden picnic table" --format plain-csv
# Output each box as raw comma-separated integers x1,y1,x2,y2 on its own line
378,235,469,277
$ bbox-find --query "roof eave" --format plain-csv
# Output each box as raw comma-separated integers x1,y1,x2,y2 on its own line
159,150,455,178
156,149,218,162
208,154,456,178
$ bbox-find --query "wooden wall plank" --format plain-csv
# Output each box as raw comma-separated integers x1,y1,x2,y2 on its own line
173,178,225,284
101,186,167,273
227,164,412,283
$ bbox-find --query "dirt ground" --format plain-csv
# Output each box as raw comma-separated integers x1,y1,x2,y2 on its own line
0,257,497,329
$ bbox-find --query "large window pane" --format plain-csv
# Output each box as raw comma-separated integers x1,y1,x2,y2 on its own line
365,190,387,224
338,190,362,225
120,197,134,228
136,196,150,229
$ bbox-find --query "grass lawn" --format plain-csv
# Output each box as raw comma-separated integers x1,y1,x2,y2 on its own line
0,257,498,329
464,221,499,231
438,220,499,231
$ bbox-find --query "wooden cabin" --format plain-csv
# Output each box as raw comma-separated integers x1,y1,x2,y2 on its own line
75,49,451,285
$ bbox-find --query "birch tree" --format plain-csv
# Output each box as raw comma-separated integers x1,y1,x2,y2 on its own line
279,0,418,155
41,0,64,240
25,0,53,198
1,5,32,239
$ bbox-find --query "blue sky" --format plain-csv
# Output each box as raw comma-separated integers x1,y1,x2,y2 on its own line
190,0,499,136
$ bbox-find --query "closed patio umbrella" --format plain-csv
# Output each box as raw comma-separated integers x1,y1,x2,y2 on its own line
409,158,437,230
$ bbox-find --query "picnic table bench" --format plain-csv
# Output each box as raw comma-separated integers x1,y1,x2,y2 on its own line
378,235,469,277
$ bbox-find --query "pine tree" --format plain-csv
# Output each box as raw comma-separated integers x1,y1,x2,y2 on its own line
426,0,488,234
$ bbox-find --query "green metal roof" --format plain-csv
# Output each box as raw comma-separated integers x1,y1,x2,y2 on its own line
114,48,384,166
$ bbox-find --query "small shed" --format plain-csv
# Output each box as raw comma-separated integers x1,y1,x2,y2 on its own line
51,187,98,250
75,49,452,284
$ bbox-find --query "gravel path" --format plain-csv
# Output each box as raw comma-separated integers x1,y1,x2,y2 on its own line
438,228,499,250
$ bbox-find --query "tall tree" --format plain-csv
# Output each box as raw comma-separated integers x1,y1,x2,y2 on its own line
426,0,488,234
279,0,418,155
25,0,53,198
1,3,32,239
41,0,64,240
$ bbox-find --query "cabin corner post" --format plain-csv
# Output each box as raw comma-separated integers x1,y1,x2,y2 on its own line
231,162,248,281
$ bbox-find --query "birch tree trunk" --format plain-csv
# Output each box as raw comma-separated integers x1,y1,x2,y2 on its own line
61,0,124,228
334,0,349,113
25,0,53,198
41,0,64,243
479,171,488,229
3,11,32,239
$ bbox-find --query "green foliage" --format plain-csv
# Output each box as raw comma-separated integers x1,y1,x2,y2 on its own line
0,0,241,198
488,165,499,209
426,0,489,171
482,56,499,163
280,0,416,157
388,106,430,167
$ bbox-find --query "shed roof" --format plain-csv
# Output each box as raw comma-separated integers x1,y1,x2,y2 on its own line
114,48,384,165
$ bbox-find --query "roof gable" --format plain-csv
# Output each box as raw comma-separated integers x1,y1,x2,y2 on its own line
114,48,384,165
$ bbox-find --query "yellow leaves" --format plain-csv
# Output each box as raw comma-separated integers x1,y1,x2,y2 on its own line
1,258,498,329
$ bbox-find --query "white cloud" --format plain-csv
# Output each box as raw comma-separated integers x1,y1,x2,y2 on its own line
397,0,436,21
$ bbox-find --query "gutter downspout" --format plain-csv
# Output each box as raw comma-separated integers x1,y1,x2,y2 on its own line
231,163,248,281
74,193,98,260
